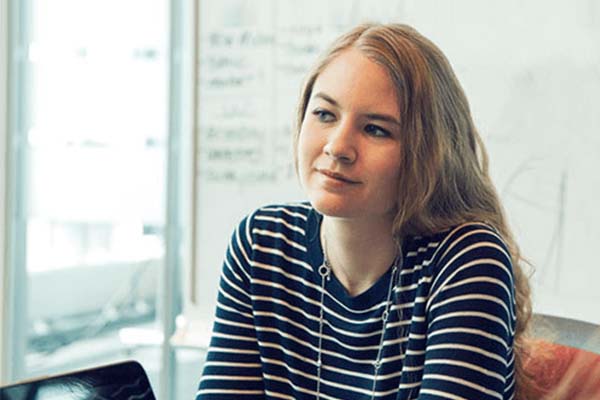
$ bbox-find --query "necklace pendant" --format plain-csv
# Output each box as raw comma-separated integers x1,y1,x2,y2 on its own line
373,359,381,371
382,309,389,323
318,264,331,279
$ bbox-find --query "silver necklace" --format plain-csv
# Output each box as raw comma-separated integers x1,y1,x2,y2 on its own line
315,249,401,400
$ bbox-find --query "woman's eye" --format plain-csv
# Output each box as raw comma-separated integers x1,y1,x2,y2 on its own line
365,124,390,138
312,109,335,123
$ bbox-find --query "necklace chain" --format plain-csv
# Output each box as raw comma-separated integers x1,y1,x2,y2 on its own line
315,247,401,400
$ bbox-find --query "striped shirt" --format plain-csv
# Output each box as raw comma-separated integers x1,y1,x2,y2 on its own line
197,203,516,400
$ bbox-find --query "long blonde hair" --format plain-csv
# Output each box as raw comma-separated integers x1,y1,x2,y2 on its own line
294,23,533,398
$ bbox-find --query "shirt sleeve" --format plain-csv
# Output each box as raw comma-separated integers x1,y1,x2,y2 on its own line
196,213,265,399
418,224,516,400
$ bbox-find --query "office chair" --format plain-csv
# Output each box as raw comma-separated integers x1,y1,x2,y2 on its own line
525,313,600,399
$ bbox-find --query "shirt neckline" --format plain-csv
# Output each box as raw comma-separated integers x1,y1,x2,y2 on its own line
306,206,398,310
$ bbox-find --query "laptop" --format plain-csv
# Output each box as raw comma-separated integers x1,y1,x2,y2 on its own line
0,360,156,400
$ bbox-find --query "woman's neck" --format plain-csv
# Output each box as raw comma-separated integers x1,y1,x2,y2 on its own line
321,215,398,297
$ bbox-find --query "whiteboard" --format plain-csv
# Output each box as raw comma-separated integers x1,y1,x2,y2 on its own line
185,0,600,338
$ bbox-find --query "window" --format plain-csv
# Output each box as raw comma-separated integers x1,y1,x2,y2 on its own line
3,0,184,397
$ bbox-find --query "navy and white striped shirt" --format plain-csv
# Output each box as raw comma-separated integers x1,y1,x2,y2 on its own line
197,203,516,400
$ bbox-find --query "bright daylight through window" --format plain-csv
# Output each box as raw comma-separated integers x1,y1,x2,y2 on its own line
7,0,171,393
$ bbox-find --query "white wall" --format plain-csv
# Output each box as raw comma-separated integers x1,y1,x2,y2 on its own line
0,0,9,381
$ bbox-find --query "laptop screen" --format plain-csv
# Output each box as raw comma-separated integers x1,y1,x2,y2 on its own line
0,360,156,400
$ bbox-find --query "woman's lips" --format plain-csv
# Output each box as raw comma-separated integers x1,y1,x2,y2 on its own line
317,169,360,184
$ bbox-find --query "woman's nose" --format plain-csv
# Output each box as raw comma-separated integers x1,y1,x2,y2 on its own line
323,122,357,164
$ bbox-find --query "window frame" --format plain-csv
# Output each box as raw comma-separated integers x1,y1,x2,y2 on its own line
1,0,30,384
0,0,8,381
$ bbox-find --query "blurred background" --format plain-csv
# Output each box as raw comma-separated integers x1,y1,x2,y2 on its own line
1,1,599,399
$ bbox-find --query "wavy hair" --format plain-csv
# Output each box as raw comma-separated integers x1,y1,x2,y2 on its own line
294,23,533,399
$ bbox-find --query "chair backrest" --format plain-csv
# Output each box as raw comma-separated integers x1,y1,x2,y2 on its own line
531,313,600,354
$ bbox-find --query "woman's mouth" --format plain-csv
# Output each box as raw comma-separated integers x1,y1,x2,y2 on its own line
318,169,360,184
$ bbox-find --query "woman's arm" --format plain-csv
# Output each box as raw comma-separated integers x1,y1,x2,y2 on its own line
419,224,516,400
196,214,265,399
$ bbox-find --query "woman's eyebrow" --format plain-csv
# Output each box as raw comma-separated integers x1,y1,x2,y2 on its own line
365,113,401,127
313,92,338,106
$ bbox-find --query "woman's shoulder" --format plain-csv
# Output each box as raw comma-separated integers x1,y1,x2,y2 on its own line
412,221,511,273
437,221,506,248
242,201,316,236
251,202,313,218
410,220,504,249
241,202,317,271
425,222,513,289
441,221,507,253
247,201,313,223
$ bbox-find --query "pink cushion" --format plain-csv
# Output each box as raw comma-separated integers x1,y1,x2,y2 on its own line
524,340,600,399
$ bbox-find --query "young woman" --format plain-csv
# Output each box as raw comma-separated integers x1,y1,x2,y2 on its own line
196,23,532,400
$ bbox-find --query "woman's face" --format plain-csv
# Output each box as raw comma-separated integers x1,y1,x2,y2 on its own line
298,48,403,221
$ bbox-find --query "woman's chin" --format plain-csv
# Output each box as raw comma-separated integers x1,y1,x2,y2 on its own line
308,195,362,219
308,192,398,222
